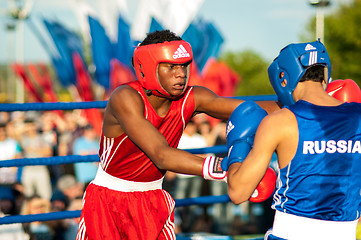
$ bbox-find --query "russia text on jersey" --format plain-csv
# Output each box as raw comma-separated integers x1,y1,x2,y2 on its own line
303,140,361,154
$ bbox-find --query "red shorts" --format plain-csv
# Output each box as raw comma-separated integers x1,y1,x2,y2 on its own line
76,183,175,240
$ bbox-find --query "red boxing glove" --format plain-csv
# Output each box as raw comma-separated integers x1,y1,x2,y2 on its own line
326,79,361,103
249,167,277,203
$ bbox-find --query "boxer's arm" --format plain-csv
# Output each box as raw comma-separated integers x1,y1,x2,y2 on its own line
193,86,281,120
104,86,206,177
222,101,268,171
222,101,277,202
193,86,243,120
227,111,285,204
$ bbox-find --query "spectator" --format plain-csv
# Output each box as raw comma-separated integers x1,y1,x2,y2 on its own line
56,175,84,202
63,197,83,240
12,183,26,216
197,119,218,147
20,119,52,200
0,185,29,240
0,112,10,123
50,190,69,212
0,122,22,185
48,190,70,240
40,112,63,187
7,111,26,142
39,112,58,154
58,111,86,156
72,124,99,186
21,195,53,240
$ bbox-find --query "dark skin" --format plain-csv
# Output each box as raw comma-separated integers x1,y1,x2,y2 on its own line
102,62,281,176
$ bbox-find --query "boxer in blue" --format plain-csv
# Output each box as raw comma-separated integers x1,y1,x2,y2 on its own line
224,40,361,239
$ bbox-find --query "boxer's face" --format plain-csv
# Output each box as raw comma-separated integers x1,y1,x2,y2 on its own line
157,62,190,97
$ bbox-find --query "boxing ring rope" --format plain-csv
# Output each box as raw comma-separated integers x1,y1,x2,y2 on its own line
0,194,232,225
0,94,277,226
0,95,277,112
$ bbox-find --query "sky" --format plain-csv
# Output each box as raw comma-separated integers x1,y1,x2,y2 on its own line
0,0,348,64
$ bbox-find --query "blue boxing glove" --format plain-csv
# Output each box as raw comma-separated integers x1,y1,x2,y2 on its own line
221,101,267,171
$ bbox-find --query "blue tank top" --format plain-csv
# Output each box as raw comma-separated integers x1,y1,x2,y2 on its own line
272,100,361,221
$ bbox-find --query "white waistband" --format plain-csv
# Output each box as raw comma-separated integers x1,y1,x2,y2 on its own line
92,167,164,192
272,211,358,240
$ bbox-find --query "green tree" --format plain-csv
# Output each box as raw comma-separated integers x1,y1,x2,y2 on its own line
220,49,275,96
304,0,361,85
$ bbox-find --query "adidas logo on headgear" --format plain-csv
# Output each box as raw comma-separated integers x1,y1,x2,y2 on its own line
305,44,316,51
173,44,190,59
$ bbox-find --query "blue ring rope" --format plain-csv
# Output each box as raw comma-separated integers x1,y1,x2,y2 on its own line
0,146,228,168
0,101,107,112
0,195,231,225
0,95,277,112
0,155,99,167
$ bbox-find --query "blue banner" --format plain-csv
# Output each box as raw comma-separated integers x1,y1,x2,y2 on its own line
182,19,224,71
43,19,84,86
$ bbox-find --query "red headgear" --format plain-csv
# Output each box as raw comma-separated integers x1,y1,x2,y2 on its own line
133,40,193,98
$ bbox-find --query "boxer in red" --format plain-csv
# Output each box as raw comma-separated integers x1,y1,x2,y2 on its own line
75,30,281,240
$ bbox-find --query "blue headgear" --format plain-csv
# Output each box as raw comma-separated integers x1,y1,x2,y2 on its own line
268,40,331,106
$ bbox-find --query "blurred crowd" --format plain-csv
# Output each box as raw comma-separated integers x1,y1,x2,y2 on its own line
0,110,99,240
0,110,274,239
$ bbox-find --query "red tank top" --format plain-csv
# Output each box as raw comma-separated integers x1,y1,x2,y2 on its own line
99,81,195,182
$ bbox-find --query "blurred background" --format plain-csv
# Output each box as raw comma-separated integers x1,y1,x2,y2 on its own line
1,1,361,239
0,0,359,105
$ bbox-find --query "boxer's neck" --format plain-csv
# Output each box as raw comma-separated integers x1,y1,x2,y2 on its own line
146,94,172,118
